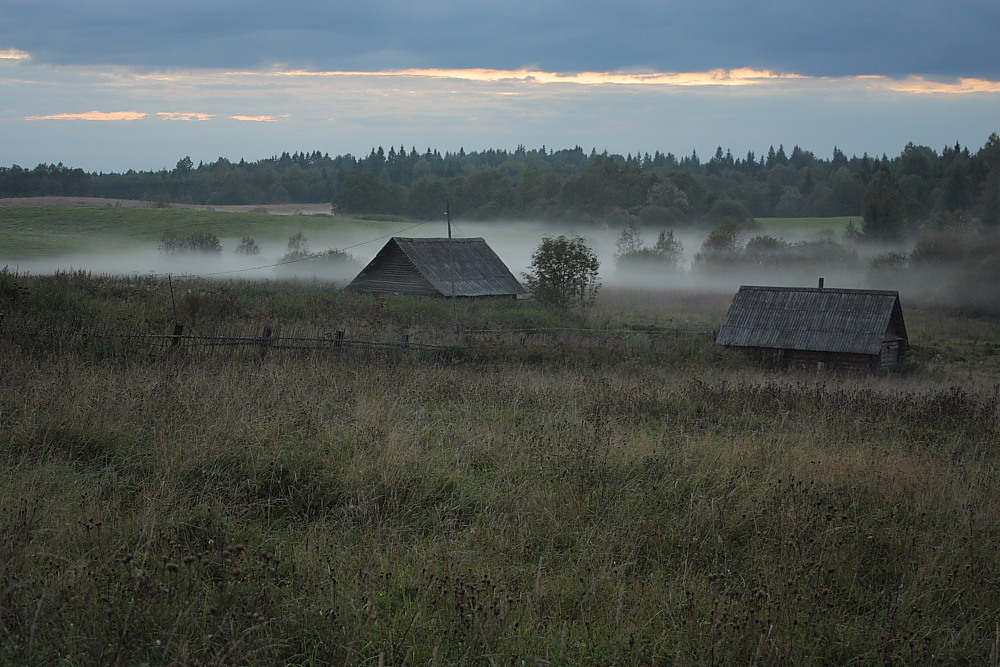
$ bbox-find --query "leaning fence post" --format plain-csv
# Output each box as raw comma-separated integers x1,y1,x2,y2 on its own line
171,321,184,348
260,324,273,356
403,333,411,349
334,330,344,351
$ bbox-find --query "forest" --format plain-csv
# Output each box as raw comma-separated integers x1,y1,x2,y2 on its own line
2,134,1000,235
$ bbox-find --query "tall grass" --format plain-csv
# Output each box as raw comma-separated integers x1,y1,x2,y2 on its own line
2,273,1000,664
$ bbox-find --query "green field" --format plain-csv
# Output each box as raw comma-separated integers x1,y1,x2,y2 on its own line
2,267,1000,664
0,207,869,262
0,206,403,259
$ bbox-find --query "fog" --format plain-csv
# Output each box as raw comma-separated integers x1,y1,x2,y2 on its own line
3,217,986,314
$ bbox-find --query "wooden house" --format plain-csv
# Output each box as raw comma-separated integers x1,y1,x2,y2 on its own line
715,283,909,372
345,237,525,298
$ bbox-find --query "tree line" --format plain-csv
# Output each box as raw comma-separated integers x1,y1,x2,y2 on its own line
1,135,998,233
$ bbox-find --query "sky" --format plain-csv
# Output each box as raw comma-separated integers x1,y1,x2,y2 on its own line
1,0,999,173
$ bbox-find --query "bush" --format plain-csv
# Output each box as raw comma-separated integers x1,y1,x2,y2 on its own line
157,232,223,255
235,237,261,256
615,224,684,271
276,233,357,280
693,224,743,271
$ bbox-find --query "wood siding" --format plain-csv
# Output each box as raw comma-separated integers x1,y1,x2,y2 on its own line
346,243,440,297
716,285,909,373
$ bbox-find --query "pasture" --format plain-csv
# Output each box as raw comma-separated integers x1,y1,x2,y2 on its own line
0,206,878,304
2,264,1000,665
0,204,391,260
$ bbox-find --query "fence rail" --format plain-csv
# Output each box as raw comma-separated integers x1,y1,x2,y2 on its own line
1,315,716,359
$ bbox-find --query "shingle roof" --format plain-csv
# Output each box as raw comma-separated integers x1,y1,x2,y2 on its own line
715,285,907,355
349,237,525,297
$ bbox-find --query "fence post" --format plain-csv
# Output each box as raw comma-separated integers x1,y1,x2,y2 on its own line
334,330,344,351
403,333,411,349
171,321,184,348
260,324,273,356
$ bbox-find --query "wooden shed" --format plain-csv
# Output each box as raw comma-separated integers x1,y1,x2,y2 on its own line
345,237,525,298
715,284,909,372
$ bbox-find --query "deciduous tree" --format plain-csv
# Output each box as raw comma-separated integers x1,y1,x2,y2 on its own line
522,235,601,310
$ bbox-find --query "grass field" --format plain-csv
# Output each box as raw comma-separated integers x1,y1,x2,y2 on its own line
2,266,1000,664
1,206,862,267
0,206,398,259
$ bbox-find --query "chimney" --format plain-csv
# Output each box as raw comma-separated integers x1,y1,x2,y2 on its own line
818,277,825,290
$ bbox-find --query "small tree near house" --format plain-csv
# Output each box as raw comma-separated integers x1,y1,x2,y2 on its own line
522,234,601,310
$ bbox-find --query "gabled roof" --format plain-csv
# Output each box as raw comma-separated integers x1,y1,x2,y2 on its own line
347,237,525,297
715,285,907,355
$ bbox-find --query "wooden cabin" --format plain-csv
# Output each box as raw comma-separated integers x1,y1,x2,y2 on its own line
715,283,909,373
345,237,525,298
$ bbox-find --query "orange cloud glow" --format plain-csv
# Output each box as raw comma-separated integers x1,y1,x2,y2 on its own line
878,76,1000,95
275,66,1000,94
157,111,214,121
230,115,279,122
0,48,30,60
279,66,801,87
25,110,147,121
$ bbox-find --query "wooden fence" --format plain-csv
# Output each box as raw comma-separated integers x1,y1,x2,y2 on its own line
463,325,716,355
78,322,450,358
1,314,716,359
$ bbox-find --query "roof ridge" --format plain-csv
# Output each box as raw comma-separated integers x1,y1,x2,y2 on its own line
739,285,899,296
393,236,485,243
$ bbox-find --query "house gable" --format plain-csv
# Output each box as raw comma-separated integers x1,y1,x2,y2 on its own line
346,237,525,298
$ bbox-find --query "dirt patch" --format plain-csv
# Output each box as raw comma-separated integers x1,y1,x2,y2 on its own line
0,196,333,215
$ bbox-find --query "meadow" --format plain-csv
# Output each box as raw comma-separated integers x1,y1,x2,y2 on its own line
0,205,393,260
2,260,1000,666
0,206,885,312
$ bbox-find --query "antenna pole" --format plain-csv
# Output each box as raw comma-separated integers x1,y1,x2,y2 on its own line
446,198,452,239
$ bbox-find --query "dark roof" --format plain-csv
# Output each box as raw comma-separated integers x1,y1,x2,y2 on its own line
715,285,908,355
346,237,525,297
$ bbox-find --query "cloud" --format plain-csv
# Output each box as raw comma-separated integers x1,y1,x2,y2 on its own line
878,77,1000,95
1,1,997,79
157,111,214,121
25,110,147,121
0,48,30,60
278,66,1000,96
4,57,998,174
288,67,798,87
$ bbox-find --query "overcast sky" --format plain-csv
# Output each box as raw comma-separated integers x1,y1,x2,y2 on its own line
2,0,998,173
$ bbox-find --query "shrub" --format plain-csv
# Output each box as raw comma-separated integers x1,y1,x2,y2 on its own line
615,225,684,271
157,232,223,255
235,237,261,257
693,224,743,271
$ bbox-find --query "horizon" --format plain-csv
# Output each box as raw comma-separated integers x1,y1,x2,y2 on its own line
2,2,998,173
